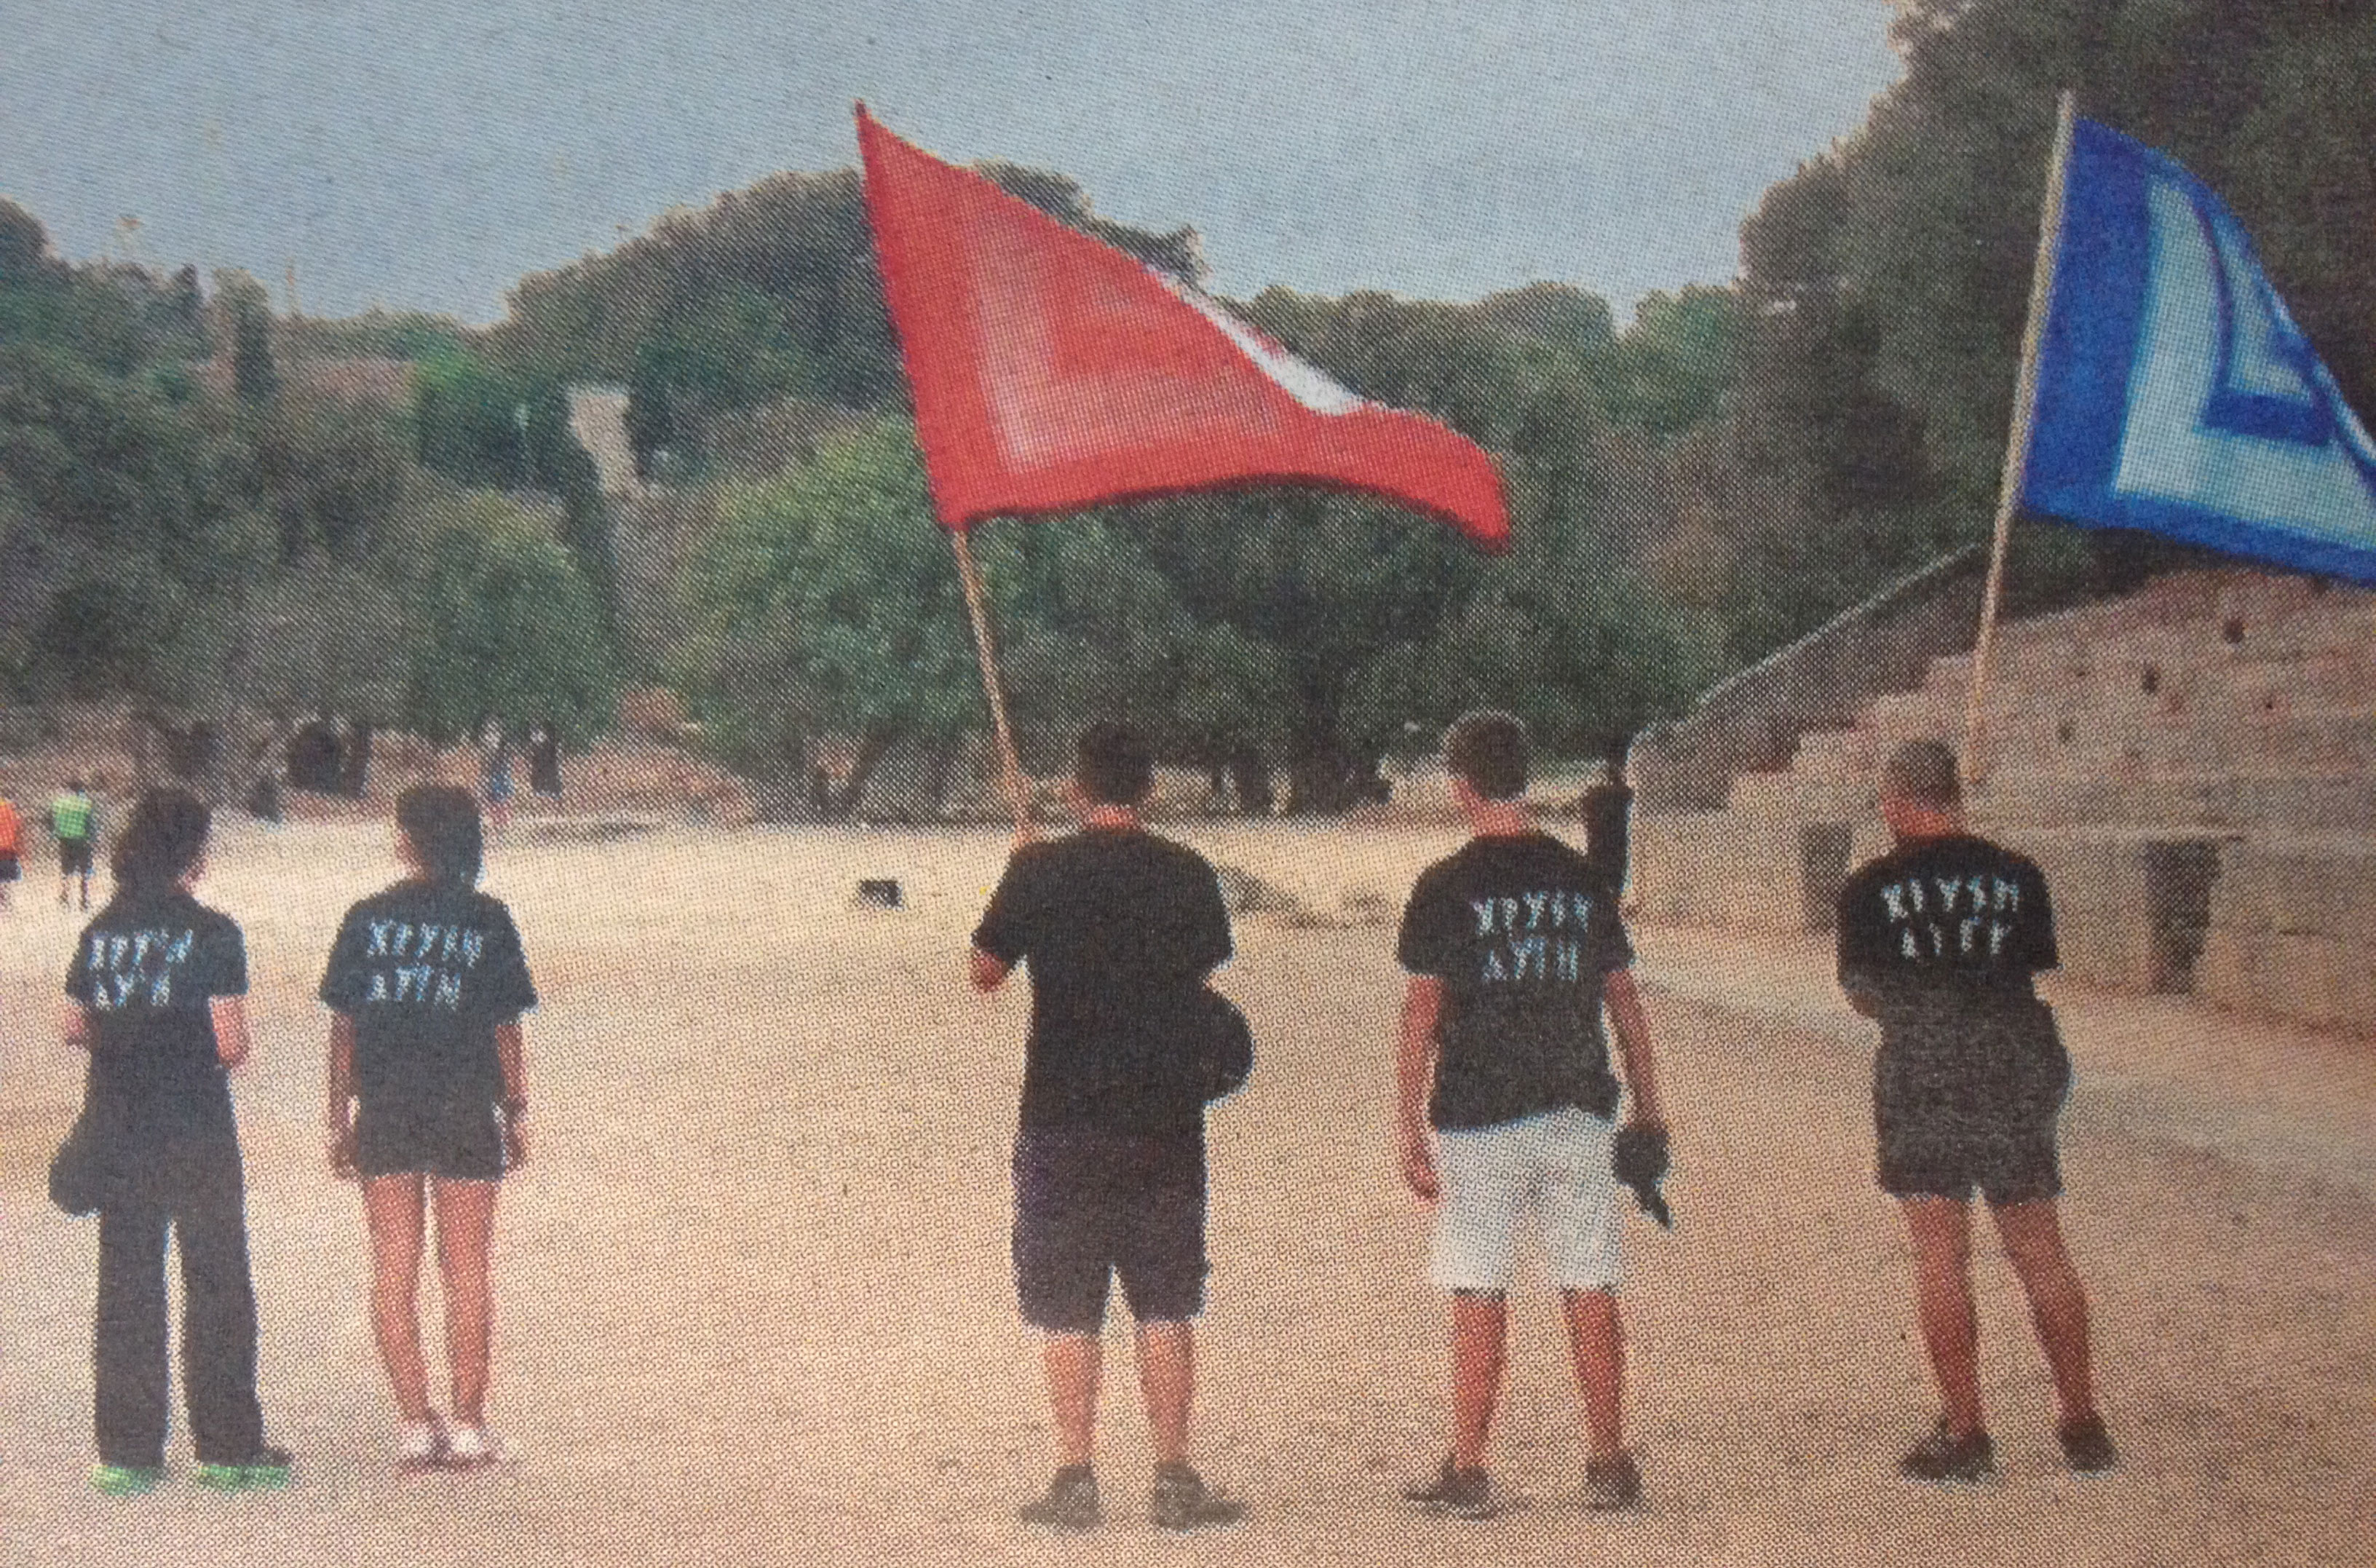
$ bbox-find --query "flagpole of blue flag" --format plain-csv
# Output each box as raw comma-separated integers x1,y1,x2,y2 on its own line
1963,88,2080,785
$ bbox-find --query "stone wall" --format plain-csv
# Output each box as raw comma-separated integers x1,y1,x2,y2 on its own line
1631,545,1987,812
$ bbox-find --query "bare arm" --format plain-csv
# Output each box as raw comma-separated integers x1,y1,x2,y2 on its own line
325,1011,359,1177
496,1019,529,1169
969,947,1010,994
495,1021,527,1107
1603,967,1664,1129
1395,975,1444,1203
63,1005,93,1050
210,994,253,1069
326,1012,357,1130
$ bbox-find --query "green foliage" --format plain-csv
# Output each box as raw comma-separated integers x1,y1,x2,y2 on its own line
215,271,280,405
675,421,1003,779
1703,0,2376,662
284,306,467,362
404,493,616,744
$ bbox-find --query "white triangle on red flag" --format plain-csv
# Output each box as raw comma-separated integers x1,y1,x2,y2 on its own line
857,106,1510,551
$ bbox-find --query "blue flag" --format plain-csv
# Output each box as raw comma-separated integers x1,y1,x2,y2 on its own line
2026,119,2376,583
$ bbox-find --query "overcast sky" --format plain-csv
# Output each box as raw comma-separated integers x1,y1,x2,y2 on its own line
0,1,1902,324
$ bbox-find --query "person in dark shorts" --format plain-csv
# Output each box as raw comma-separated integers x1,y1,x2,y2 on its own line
1836,739,2114,1484
1394,711,1667,1520
64,787,292,1494
321,784,536,1474
1575,732,1634,898
970,721,1246,1533
53,778,96,910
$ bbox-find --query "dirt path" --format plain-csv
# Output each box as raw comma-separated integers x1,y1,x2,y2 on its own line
0,823,2367,1565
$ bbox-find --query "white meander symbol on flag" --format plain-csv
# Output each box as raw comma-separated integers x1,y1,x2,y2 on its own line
2115,177,2376,547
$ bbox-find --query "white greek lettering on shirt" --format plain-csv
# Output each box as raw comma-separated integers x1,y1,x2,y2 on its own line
85,926,201,1014
355,918,491,1011
1476,888,1596,986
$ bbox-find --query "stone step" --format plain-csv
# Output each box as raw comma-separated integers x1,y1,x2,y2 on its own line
1973,770,2376,833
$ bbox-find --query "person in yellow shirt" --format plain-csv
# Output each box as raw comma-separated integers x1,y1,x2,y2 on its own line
52,780,96,911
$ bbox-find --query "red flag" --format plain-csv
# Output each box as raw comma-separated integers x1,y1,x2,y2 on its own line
855,106,1510,551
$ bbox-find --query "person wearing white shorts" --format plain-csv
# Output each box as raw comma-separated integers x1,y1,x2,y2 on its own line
1393,712,1668,1520
1433,1107,1623,1295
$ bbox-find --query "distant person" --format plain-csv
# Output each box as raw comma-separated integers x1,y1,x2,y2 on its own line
63,788,292,1494
970,721,1246,1532
528,722,563,799
1393,710,1666,1518
53,778,96,910
480,729,515,834
1835,740,2113,1483
0,788,20,910
1576,736,1634,898
321,785,537,1475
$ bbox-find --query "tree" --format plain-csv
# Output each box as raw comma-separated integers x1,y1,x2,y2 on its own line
404,494,616,743
675,421,1021,812
215,271,280,405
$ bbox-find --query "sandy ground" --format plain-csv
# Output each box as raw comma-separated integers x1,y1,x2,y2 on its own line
0,818,2369,1567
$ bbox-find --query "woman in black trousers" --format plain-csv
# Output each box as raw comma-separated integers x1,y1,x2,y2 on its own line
65,788,290,1494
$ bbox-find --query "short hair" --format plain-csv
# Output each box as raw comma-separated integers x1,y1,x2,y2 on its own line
396,783,484,885
111,787,210,896
1444,710,1529,801
68,778,86,793
1881,739,1962,809
1072,721,1155,807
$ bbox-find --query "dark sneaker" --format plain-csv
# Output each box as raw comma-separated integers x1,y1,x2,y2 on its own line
1017,1465,1100,1530
1403,1454,1495,1518
90,1462,164,1497
1149,1462,1244,1531
2058,1414,2117,1474
195,1446,294,1492
1898,1423,1995,1484
1583,1450,1643,1511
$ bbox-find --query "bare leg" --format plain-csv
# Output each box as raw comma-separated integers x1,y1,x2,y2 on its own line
1042,1334,1101,1467
1901,1197,1984,1437
1135,1320,1195,1466
361,1176,432,1423
432,1180,498,1426
1450,1292,1508,1470
1561,1288,1625,1459
1992,1200,2098,1423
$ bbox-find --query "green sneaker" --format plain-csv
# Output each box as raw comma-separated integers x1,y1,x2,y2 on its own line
90,1462,164,1497
194,1446,294,1492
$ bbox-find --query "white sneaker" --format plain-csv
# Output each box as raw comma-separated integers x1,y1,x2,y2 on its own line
396,1417,446,1476
443,1424,510,1473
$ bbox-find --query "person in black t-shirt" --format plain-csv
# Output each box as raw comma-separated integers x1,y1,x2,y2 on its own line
970,722,1245,1533
1393,713,1666,1519
321,785,536,1474
1836,740,2113,1484
63,788,291,1494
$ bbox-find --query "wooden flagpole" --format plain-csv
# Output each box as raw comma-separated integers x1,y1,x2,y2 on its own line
1963,87,2080,785
949,527,1035,836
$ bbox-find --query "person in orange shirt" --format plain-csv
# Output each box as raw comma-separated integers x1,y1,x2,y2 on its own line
0,791,22,911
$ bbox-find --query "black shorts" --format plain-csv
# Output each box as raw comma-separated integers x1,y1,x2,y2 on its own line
1013,1125,1208,1334
0,852,18,882
59,839,91,876
1875,1006,2070,1208
356,1097,505,1183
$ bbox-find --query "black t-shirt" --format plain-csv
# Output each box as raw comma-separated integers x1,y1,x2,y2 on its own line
320,879,538,1117
65,888,247,1153
1396,831,1635,1131
1835,834,2058,1026
973,826,1234,1135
